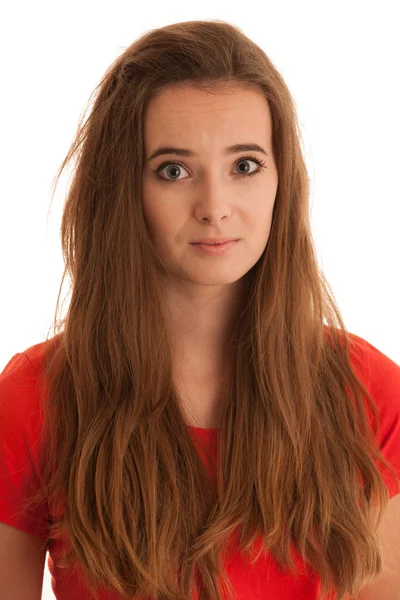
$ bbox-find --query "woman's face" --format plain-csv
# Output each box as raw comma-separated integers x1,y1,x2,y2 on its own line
141,84,279,288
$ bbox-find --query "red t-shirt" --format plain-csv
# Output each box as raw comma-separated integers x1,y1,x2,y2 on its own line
1,332,399,600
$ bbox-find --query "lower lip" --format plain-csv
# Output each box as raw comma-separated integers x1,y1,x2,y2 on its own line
190,240,238,255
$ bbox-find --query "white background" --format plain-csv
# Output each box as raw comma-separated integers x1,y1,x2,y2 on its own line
0,1,399,598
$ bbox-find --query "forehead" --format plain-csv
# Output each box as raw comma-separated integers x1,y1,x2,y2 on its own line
144,84,272,146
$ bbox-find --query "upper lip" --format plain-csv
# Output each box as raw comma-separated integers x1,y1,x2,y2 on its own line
191,237,239,245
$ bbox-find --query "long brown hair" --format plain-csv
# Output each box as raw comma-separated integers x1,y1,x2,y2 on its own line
20,19,398,600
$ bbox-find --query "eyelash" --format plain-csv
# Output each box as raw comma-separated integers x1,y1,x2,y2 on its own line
153,155,267,182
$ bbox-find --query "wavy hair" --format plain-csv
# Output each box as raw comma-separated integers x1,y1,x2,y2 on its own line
21,19,399,600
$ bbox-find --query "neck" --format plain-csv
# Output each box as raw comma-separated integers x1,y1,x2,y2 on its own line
162,278,249,365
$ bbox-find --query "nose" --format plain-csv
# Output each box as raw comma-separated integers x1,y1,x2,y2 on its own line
193,176,233,223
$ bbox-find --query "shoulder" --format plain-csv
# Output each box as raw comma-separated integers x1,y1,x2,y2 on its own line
0,342,54,540
346,331,400,411
345,331,400,499
0,336,60,436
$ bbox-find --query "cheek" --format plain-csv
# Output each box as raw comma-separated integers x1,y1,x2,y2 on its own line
141,186,162,231
245,208,274,249
142,199,177,240
141,179,162,228
141,202,156,237
142,184,188,236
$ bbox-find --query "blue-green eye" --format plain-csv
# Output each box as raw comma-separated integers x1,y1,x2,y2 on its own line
153,156,267,182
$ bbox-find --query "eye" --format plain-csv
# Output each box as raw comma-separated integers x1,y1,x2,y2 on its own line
153,156,267,182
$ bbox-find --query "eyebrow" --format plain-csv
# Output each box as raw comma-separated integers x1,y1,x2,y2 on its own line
147,143,268,161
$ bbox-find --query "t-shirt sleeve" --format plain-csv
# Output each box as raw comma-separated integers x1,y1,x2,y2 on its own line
349,333,400,499
0,351,51,541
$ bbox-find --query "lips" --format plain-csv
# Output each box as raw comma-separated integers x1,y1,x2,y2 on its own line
200,242,224,246
190,240,238,255
191,239,238,245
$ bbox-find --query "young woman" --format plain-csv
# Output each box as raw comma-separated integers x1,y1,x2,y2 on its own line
1,19,399,600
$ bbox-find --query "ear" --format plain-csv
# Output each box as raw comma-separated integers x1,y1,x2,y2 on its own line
356,493,400,599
